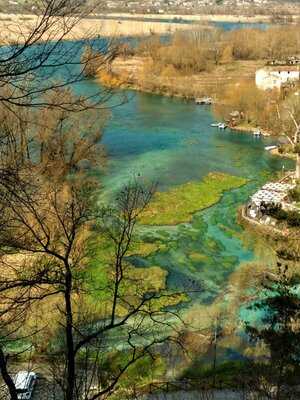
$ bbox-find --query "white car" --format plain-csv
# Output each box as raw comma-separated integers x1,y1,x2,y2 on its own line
14,371,37,400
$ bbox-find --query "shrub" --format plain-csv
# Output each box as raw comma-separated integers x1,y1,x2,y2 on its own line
286,211,300,227
294,144,300,154
289,187,300,202
81,46,106,77
277,144,293,155
265,204,288,220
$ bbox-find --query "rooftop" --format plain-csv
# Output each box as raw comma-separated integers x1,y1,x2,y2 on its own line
261,66,300,72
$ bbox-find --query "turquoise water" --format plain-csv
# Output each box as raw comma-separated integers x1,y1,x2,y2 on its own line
100,92,293,317
95,16,269,31
102,96,283,193
214,21,269,31
65,29,293,348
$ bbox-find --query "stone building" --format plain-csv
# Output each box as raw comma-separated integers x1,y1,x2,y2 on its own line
255,66,300,90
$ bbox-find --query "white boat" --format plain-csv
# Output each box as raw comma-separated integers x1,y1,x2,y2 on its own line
211,122,227,129
265,145,278,151
253,129,262,136
196,97,213,105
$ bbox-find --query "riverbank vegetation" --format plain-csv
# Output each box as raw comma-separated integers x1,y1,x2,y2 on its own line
134,25,300,72
96,25,300,101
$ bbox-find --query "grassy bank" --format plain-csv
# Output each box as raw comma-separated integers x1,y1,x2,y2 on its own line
100,57,263,102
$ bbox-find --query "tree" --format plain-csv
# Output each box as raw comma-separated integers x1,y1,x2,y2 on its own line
0,177,181,400
0,0,118,110
0,88,183,399
219,45,233,65
245,263,300,399
0,87,105,399
0,1,165,398
0,0,120,251
0,2,184,397
277,96,300,179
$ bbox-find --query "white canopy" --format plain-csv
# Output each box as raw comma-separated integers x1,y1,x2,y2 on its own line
251,189,287,206
262,182,295,192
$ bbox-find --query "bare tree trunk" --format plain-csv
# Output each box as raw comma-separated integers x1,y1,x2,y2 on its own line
212,325,217,388
65,267,76,400
296,153,300,180
0,347,18,400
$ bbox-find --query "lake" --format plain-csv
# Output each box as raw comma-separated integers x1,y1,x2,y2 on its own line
67,26,292,358
97,91,293,345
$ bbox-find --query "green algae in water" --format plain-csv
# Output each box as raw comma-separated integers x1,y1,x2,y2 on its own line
92,88,294,356
189,252,210,263
140,172,248,225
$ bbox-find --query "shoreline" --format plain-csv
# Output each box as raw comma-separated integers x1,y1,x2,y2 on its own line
96,12,294,23
99,75,298,159
0,12,298,43
269,148,296,160
230,125,271,137
0,13,200,43
98,57,277,140
100,56,264,102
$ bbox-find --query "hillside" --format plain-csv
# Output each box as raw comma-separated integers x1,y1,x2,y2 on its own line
94,0,300,16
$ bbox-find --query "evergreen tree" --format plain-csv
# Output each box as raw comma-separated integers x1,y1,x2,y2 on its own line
245,263,300,399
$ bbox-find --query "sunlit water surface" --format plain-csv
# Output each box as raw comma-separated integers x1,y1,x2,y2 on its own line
67,29,292,357
100,93,292,309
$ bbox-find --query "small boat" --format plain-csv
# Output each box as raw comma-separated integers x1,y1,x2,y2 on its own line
265,145,278,151
253,129,262,137
211,122,227,129
196,97,213,105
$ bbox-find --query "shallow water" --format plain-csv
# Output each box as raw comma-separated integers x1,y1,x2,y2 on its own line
99,91,293,336
65,32,293,354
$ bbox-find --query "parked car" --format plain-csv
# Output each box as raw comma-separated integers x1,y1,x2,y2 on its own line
14,371,37,400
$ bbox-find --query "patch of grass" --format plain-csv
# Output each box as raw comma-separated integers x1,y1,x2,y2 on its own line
129,242,161,257
189,252,210,263
140,172,247,225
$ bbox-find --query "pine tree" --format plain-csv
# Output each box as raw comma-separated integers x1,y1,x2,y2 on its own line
245,263,300,399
